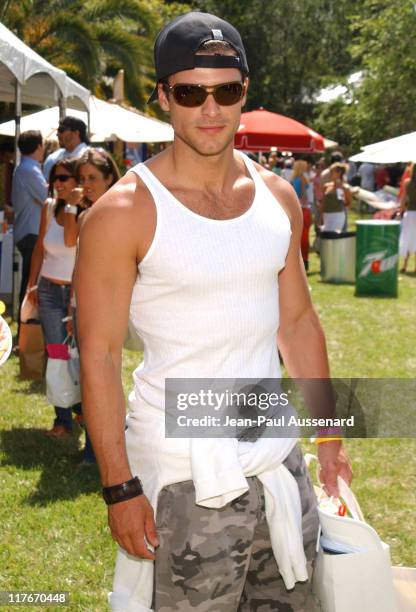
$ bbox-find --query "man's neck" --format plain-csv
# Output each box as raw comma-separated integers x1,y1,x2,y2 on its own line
66,141,81,153
24,153,40,163
169,140,239,192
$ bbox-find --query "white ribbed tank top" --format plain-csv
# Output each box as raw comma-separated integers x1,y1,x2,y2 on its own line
128,152,291,413
40,215,76,282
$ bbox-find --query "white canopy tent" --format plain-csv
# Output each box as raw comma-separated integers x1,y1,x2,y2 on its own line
0,22,90,166
0,22,90,110
0,96,174,143
349,131,416,164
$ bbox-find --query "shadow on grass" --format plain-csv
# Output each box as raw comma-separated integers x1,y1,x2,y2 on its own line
317,279,355,286
400,270,416,277
12,376,45,395
1,427,100,506
353,293,399,300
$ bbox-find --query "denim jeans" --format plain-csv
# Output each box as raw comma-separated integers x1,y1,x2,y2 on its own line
38,276,73,429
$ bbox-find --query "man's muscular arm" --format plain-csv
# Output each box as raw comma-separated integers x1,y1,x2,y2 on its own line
262,169,352,497
74,178,158,559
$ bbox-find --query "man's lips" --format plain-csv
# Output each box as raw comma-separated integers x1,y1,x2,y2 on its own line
196,125,225,133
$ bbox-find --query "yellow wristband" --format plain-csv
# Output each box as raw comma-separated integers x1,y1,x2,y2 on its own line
315,437,343,445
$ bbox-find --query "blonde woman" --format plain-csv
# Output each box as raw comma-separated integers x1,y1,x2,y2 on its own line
291,160,312,270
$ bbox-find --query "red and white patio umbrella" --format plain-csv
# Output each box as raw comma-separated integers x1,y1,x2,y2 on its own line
235,107,325,153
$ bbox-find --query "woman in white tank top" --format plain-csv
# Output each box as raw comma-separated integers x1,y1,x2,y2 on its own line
27,158,81,437
28,150,120,444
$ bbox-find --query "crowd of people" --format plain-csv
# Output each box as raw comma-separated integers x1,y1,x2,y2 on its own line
7,118,119,463
257,150,416,273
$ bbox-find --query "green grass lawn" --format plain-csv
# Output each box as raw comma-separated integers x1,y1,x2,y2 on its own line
1,215,415,609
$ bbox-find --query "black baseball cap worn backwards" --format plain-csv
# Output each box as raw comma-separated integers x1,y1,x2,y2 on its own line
148,11,249,103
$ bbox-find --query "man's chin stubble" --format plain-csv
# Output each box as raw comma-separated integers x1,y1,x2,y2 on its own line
174,131,235,158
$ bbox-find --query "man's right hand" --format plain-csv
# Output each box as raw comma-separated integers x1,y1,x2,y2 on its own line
108,494,159,560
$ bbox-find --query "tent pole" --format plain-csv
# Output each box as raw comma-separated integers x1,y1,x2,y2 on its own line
14,79,21,166
12,79,22,321
58,94,66,119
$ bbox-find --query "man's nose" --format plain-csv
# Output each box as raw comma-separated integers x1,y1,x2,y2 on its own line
200,92,221,117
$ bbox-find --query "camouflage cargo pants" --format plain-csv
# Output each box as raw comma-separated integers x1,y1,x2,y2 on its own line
153,444,319,611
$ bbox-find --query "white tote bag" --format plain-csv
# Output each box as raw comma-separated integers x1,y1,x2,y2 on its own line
46,337,81,408
305,454,398,612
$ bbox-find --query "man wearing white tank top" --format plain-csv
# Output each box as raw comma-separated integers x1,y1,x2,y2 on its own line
75,12,352,612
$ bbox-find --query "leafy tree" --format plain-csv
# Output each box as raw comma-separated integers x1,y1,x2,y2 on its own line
347,0,416,146
0,0,161,107
314,0,416,150
187,0,360,123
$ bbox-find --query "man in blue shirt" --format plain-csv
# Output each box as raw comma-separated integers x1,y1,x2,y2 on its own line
11,130,48,315
43,116,89,181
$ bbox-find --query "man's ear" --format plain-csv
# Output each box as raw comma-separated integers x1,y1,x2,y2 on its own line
158,83,170,113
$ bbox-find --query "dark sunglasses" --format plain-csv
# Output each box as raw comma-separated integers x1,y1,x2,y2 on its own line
53,174,74,182
163,81,245,107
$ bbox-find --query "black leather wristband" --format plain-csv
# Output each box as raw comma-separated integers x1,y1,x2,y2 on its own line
102,476,144,505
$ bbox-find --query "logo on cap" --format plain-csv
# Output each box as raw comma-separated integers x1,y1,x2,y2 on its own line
211,29,223,40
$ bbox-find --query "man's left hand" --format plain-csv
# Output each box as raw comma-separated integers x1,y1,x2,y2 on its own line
318,441,352,497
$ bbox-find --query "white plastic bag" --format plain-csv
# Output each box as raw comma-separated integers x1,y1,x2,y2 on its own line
46,337,81,407
305,454,398,612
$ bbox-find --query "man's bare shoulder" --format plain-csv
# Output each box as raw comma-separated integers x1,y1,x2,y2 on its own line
80,170,155,232
78,169,156,262
251,160,302,227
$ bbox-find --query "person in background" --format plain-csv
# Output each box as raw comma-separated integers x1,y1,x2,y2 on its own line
67,148,121,462
304,157,315,208
313,158,325,213
358,161,375,192
43,116,89,182
268,150,277,172
347,160,359,187
375,165,390,190
43,138,60,164
398,162,412,201
0,140,15,222
280,157,293,182
26,158,80,437
312,158,325,249
388,163,403,189
11,131,48,322
399,163,416,273
272,157,284,177
320,150,343,185
320,162,351,232
291,160,311,270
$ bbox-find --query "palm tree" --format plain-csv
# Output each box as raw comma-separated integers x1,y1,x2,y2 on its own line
0,0,162,108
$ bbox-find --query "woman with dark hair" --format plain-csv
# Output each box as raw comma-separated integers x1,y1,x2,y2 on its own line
77,147,120,204
399,163,416,273
26,158,81,437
